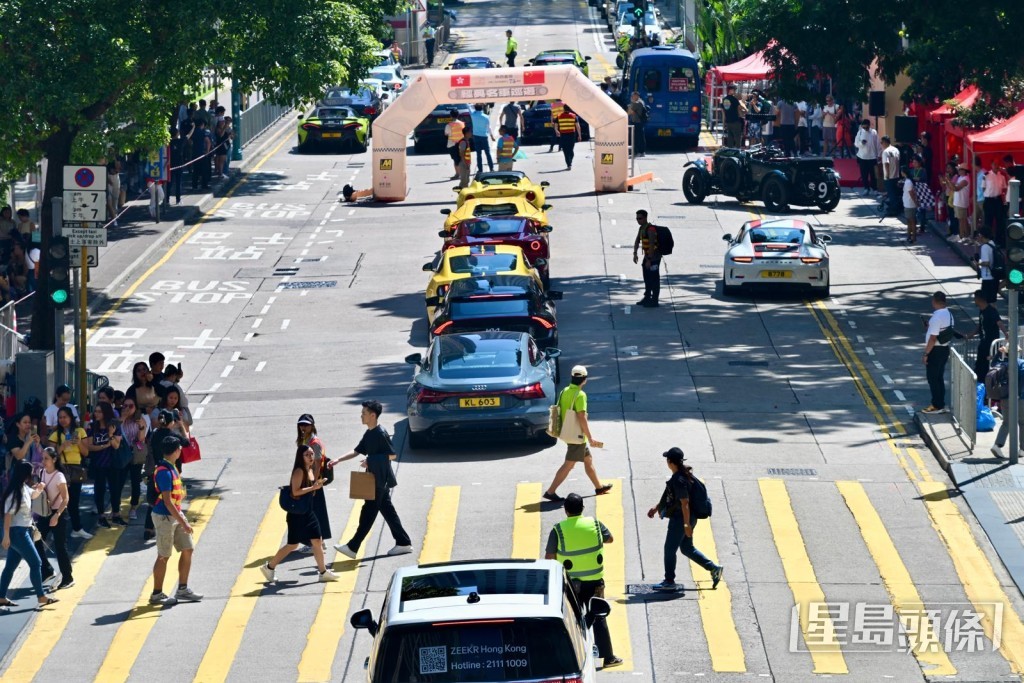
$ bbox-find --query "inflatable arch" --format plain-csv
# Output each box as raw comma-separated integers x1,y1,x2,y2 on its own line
371,65,629,201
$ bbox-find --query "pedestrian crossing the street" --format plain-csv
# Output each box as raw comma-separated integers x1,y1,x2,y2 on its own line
2,477,1023,681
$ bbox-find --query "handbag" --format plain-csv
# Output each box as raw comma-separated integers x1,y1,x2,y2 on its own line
31,473,52,518
349,471,376,501
180,436,201,464
64,464,87,484
546,403,562,439
936,312,956,344
132,441,149,466
557,386,586,444
278,486,311,515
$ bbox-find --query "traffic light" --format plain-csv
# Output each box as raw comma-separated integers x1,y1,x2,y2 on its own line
47,236,71,308
632,5,644,18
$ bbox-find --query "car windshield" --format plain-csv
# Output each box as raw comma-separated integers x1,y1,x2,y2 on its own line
374,619,580,682
436,337,523,379
473,203,521,217
400,568,549,601
316,107,357,120
462,219,528,236
451,298,530,319
377,55,392,66
476,173,524,186
536,57,575,66
449,276,533,298
447,253,518,274
455,58,491,68
324,88,366,101
748,228,806,244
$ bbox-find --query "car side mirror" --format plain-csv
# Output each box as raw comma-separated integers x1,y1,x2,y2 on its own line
540,181,550,187
540,225,553,233
453,186,462,192
405,353,423,366
585,55,592,60
546,291,564,301
381,93,389,99
438,230,449,238
545,348,561,360
422,262,434,272
541,204,552,210
819,234,832,243
532,258,548,267
586,597,611,628
722,233,733,242
424,296,440,307
350,609,379,636
297,114,304,120
440,209,451,215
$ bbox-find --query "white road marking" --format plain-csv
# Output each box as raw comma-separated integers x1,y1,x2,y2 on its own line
300,249,309,256
300,290,309,297
255,361,267,372
192,407,204,420
611,218,617,226
607,198,614,205
904,404,915,415
873,360,884,370
848,320,858,328
865,347,875,356
268,296,277,304
348,208,356,215
230,351,241,362
201,395,214,405
330,218,345,222
195,383,222,394
244,332,255,342
221,365,234,378
281,319,291,330
856,335,865,343
882,374,894,384
252,318,263,329
624,305,631,314
894,390,906,401
260,305,271,315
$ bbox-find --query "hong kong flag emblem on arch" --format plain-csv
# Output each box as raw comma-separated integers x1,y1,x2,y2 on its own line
523,70,545,85
450,74,470,87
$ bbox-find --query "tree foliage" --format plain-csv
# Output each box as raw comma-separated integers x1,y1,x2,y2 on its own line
0,0,397,347
693,0,746,67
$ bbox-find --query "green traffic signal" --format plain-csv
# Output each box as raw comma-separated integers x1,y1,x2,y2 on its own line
633,7,643,16
51,289,69,305
1011,270,1024,286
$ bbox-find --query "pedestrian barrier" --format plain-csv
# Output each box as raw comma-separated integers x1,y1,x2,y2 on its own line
0,298,28,361
949,348,977,450
238,97,292,150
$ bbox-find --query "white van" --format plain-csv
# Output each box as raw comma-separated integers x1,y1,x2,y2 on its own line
350,559,609,682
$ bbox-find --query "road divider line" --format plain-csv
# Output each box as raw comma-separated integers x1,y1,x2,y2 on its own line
511,483,542,559
759,479,848,674
192,497,286,683
297,501,364,683
93,495,219,683
689,519,746,672
596,480,633,672
89,132,292,335
418,486,460,565
917,481,1024,674
1,519,131,681
836,481,956,675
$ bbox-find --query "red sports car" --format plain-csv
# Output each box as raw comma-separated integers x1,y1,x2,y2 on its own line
441,217,553,288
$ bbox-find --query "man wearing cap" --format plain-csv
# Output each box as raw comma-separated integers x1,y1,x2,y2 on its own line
647,447,722,592
721,84,743,148
545,494,623,669
149,436,203,605
145,409,190,541
543,366,613,502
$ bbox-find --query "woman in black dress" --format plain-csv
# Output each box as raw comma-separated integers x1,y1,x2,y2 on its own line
259,446,338,584
296,414,331,551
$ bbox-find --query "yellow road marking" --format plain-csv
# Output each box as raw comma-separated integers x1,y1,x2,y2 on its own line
836,481,956,675
596,480,633,671
193,497,287,683
1,520,130,680
419,486,460,565
591,53,617,80
512,482,542,558
297,501,365,682
688,520,746,672
759,479,848,674
93,495,219,682
88,126,293,337
918,481,1024,673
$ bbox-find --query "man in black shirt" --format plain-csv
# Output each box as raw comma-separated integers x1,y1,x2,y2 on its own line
331,400,413,558
721,84,743,148
966,289,1006,380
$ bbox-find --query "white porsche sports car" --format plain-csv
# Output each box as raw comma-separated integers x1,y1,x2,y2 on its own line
721,218,832,297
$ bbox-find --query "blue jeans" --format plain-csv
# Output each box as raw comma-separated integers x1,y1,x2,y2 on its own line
664,515,717,583
473,136,493,173
0,526,45,598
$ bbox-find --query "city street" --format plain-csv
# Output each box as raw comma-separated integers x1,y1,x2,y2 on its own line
1,0,1023,681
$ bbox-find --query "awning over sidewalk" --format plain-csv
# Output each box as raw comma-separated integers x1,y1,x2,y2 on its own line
928,85,981,123
967,108,1024,155
708,49,773,83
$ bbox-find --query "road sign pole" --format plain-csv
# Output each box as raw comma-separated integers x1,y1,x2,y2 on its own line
78,250,88,412
1010,288,1019,465
51,196,65,390
1010,180,1021,221
72,266,81,403
231,77,243,161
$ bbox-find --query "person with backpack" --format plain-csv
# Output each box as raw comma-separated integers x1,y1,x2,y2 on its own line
974,231,1002,304
627,92,649,157
633,209,673,308
991,358,1024,460
647,447,722,592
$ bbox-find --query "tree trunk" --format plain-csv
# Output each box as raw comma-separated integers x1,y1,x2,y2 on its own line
30,130,76,351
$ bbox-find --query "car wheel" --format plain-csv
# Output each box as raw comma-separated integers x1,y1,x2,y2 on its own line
356,142,368,154
722,281,741,296
682,168,707,204
817,182,841,212
762,176,789,212
408,429,431,449
820,283,831,299
718,157,743,194
682,135,700,150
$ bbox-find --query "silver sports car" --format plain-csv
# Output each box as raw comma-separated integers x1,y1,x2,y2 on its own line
404,331,561,448
721,218,832,297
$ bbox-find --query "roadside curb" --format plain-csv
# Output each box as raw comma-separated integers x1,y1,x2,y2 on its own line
915,411,961,473
92,112,296,314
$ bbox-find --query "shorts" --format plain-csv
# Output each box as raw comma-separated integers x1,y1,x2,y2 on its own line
565,442,591,463
904,207,917,221
153,512,194,557
955,206,968,221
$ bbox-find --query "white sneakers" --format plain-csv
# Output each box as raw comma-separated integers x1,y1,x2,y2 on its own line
259,562,277,583
319,569,339,582
334,543,357,559
71,529,93,540
387,545,414,556
991,444,1006,459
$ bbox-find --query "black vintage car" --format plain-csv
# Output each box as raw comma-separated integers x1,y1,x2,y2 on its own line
682,145,842,212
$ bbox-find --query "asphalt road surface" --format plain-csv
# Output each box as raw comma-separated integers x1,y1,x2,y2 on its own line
1,0,1023,681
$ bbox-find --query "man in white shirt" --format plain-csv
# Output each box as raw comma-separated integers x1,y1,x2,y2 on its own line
922,291,953,413
975,230,999,303
953,163,971,241
854,119,880,195
880,136,901,216
983,158,1009,245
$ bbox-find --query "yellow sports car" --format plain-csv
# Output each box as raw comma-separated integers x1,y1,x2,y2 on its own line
422,244,546,322
455,171,549,210
441,196,551,232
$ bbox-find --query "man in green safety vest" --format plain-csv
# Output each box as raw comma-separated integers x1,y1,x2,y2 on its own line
545,493,624,669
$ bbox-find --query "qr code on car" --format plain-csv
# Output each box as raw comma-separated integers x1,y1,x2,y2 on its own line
419,646,448,675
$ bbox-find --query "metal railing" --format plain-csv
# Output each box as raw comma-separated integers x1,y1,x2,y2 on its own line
0,295,32,361
62,359,108,413
949,348,977,450
239,97,292,149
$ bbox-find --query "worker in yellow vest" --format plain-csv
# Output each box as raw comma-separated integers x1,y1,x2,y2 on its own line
548,99,566,152
555,104,582,170
496,126,520,171
545,493,623,669
444,110,467,179
456,137,473,189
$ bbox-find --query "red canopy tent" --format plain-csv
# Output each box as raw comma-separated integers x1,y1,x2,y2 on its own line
968,108,1024,158
928,85,981,123
708,49,773,83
